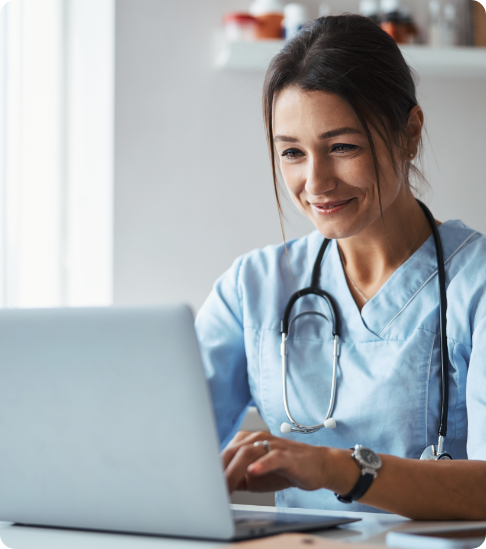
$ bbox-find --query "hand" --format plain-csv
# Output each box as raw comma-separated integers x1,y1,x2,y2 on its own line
222,431,329,494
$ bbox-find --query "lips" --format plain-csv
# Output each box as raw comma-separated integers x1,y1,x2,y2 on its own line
310,198,354,215
312,199,351,209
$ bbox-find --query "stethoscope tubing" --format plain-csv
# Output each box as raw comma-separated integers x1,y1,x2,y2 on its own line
280,269,340,433
281,329,339,433
280,200,450,450
418,201,449,438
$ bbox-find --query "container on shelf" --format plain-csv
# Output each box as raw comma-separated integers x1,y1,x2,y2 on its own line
442,4,458,47
283,3,308,40
380,0,418,45
401,7,419,44
223,13,258,42
381,0,406,43
359,0,381,25
473,0,486,47
428,0,443,47
249,0,284,39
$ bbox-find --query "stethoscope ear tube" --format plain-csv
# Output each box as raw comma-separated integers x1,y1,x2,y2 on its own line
281,286,338,336
417,201,449,440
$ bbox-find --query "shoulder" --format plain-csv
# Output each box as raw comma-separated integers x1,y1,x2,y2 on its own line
235,231,319,282
441,219,484,261
442,219,486,280
441,220,486,337
218,231,323,330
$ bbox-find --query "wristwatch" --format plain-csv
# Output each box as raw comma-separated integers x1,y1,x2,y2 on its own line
336,445,382,504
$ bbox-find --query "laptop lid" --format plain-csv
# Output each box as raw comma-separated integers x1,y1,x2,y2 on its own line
0,305,234,539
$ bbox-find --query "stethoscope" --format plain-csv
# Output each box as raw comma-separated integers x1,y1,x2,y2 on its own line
279,200,453,461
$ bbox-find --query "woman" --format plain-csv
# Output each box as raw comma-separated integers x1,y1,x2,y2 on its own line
195,14,486,519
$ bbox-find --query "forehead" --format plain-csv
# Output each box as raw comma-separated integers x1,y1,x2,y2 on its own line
274,87,359,134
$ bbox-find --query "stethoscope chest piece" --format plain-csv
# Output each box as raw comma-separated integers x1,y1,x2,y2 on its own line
420,437,453,460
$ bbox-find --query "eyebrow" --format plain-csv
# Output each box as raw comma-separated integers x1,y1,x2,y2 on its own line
274,127,361,143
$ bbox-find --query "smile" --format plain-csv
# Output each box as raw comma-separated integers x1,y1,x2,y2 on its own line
310,199,354,215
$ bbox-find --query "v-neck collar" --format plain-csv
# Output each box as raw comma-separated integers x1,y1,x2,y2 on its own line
306,220,478,340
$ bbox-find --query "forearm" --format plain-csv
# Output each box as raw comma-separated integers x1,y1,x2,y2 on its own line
323,448,486,520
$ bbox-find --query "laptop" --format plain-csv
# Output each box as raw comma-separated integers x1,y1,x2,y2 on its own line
0,305,359,540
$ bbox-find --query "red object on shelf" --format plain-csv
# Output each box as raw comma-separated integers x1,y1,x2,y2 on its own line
223,13,258,24
381,8,418,45
381,20,407,43
255,13,284,39
223,12,258,42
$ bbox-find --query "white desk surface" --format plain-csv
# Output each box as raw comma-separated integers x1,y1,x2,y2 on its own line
1,505,486,549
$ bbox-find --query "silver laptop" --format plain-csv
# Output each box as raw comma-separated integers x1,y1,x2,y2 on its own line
0,305,359,540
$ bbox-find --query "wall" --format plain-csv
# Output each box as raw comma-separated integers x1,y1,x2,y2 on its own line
113,0,486,312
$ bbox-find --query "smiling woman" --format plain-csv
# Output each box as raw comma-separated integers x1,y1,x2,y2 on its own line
264,15,431,307
271,89,428,306
195,14,486,520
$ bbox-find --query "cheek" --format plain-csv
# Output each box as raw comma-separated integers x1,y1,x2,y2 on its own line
280,162,304,195
340,155,374,188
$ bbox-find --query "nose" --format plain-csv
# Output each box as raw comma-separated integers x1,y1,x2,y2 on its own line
305,156,337,196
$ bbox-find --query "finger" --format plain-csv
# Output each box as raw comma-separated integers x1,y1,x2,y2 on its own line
247,447,325,491
233,430,253,442
225,444,270,493
221,431,271,470
247,448,291,478
221,432,253,469
245,471,293,493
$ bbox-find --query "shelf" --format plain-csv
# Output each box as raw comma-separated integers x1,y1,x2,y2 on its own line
216,40,486,78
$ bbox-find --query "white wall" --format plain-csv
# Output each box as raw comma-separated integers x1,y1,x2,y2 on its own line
113,0,486,311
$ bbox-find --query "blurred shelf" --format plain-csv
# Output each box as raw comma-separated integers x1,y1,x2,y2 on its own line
216,40,486,78
401,46,486,78
216,40,285,71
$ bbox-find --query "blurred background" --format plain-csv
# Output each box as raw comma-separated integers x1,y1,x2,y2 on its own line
0,0,485,312
0,0,485,507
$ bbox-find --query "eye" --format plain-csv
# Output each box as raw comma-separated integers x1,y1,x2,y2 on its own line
331,144,358,153
281,148,304,160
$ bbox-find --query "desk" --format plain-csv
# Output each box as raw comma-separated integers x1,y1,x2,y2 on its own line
1,506,486,549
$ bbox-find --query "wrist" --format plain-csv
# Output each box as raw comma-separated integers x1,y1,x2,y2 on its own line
319,447,361,494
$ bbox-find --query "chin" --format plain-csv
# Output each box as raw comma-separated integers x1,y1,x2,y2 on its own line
312,219,356,241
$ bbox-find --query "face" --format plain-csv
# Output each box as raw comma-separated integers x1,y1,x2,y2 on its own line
273,87,406,240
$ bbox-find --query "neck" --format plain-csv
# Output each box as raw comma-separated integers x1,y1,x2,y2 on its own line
337,189,433,308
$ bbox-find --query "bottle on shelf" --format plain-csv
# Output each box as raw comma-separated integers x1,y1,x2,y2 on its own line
380,0,407,43
473,0,486,47
359,0,381,25
401,6,419,44
442,3,457,47
283,3,308,40
249,0,284,39
223,13,258,42
428,0,443,47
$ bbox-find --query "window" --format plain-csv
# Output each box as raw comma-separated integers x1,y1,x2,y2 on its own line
0,0,114,307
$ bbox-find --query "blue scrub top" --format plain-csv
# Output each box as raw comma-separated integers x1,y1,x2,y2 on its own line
195,220,486,513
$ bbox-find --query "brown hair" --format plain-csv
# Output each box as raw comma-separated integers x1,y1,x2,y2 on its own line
263,14,424,225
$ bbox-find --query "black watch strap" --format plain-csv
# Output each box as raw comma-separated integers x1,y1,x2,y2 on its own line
335,472,374,504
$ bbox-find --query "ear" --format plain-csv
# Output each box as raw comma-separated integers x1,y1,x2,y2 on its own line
405,105,424,160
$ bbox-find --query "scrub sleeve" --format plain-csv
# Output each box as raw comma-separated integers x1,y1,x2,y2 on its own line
195,257,252,448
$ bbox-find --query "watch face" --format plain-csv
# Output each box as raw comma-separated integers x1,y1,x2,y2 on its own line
357,447,382,469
